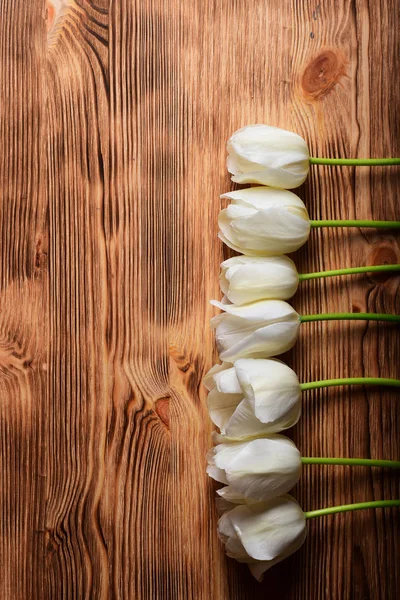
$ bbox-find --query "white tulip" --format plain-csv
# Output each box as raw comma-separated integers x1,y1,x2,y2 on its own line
218,495,307,580
203,359,301,438
207,435,301,502
227,124,310,189
210,299,300,362
219,187,310,256
220,255,299,304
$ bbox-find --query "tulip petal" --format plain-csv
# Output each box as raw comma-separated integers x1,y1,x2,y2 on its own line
218,319,300,361
230,208,310,255
211,299,301,356
203,362,232,391
207,388,243,430
220,255,299,304
219,186,310,254
206,464,229,485
213,367,242,394
213,436,301,501
221,186,307,211
230,496,307,561
226,125,310,189
223,397,276,439
234,358,302,425
211,298,299,321
217,486,248,504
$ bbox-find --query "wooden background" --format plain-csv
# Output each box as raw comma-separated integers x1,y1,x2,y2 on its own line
0,0,399,598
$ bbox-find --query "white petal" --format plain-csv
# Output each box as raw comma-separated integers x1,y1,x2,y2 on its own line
211,298,299,321
207,388,243,430
229,495,307,561
218,513,251,561
221,255,299,304
213,367,242,394
211,300,300,361
230,164,309,189
217,486,249,504
226,126,310,189
223,397,278,438
219,320,299,361
221,187,307,212
219,188,310,254
218,511,237,540
214,436,301,501
230,208,310,255
203,362,232,391
206,464,229,485
234,358,302,425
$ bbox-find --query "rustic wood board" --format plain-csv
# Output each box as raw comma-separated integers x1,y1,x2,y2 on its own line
0,0,399,598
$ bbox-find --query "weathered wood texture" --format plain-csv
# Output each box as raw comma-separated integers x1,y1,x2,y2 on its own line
0,0,399,598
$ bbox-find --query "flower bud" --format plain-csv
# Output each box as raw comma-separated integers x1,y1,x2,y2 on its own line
210,299,300,362
227,124,310,189
207,435,301,502
218,495,307,580
219,187,310,256
220,255,299,304
204,359,301,439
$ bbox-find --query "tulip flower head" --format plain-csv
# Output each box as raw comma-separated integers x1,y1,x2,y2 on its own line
207,435,301,502
220,255,299,304
219,187,311,256
203,359,302,438
210,299,300,362
227,124,310,189
218,495,307,581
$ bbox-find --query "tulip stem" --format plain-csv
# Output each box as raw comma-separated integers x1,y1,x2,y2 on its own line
300,377,400,391
309,157,400,166
301,457,400,468
310,219,400,228
304,500,400,520
300,312,400,324
298,264,400,281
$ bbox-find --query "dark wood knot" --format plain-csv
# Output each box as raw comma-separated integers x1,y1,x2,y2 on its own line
369,245,400,283
301,49,347,100
156,397,170,427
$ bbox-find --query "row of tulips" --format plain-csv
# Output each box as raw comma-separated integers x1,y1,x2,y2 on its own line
205,125,400,580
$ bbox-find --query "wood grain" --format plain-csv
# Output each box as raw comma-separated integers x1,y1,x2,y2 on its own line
0,0,399,598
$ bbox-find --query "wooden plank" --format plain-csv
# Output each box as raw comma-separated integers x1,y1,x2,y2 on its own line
0,0,398,598
0,1,47,599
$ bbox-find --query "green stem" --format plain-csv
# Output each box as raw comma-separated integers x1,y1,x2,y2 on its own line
310,157,400,166
305,500,400,520
301,457,400,468
300,312,400,324
300,377,400,391
298,264,400,282
310,219,400,228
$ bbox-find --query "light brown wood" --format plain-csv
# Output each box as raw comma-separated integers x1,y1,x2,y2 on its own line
0,0,399,598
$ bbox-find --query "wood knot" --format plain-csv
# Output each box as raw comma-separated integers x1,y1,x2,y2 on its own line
301,49,347,100
369,245,400,282
155,397,170,427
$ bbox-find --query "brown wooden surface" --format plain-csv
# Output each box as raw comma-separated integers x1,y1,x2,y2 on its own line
0,1,399,598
